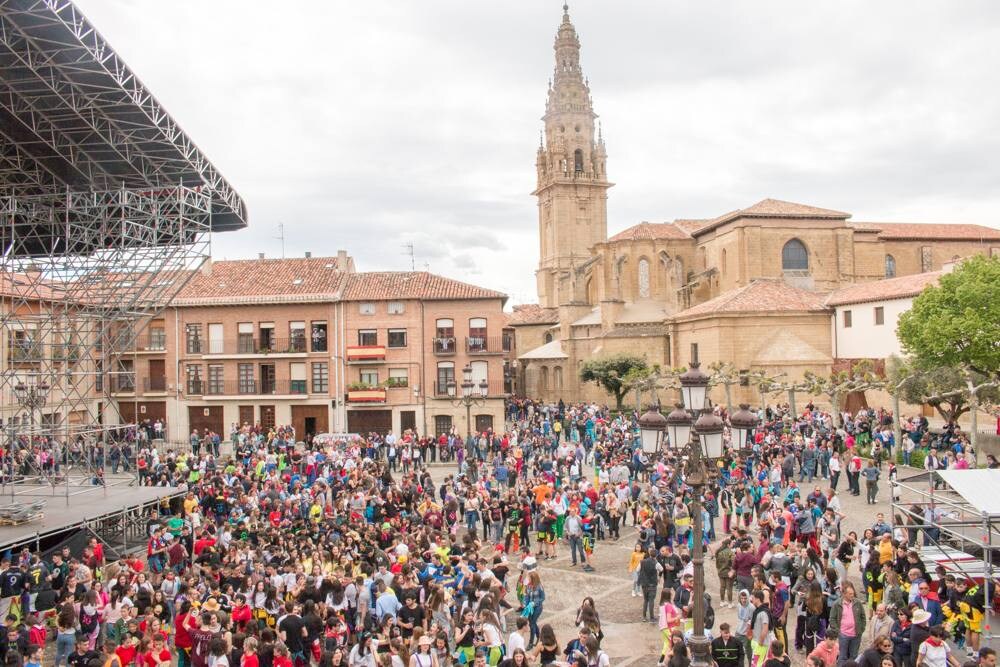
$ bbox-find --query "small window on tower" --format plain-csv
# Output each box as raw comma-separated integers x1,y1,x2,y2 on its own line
574,149,584,172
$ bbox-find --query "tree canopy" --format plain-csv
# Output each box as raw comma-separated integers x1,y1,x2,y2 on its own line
897,255,1000,379
579,354,649,411
886,355,1000,423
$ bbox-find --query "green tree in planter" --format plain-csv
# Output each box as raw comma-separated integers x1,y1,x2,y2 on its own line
579,354,649,411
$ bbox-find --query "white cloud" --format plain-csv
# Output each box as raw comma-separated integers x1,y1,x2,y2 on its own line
75,0,1000,303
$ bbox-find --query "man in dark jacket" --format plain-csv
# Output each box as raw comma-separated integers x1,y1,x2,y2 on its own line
712,623,745,667
637,548,661,622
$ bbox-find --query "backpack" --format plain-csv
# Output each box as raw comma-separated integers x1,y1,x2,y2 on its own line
703,593,715,630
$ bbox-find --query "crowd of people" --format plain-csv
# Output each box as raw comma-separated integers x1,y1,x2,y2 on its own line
0,398,993,667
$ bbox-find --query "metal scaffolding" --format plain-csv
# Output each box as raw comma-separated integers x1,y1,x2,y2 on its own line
0,0,246,503
892,469,1000,642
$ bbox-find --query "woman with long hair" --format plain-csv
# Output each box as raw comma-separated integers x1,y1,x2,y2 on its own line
530,624,560,667
523,570,545,649
803,582,828,654
54,601,77,667
658,588,682,663
574,597,602,644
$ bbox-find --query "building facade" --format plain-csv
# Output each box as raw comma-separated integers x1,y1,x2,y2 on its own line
112,255,512,442
516,6,1000,406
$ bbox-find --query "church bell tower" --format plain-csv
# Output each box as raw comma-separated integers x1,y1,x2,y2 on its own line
534,3,612,309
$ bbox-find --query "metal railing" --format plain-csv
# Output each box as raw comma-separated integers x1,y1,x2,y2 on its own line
199,336,311,355
432,379,505,397
109,374,136,393
143,376,167,392
433,336,457,355
465,335,513,354
186,379,311,396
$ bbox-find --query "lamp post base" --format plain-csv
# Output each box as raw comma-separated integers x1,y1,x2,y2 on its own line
688,633,712,667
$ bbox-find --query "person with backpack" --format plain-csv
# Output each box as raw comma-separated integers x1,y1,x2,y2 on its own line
637,548,662,622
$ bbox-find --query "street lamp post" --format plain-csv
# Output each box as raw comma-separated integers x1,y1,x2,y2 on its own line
644,362,759,667
13,379,50,441
448,365,489,440
12,378,50,500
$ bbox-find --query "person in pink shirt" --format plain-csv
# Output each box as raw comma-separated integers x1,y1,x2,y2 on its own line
808,629,840,667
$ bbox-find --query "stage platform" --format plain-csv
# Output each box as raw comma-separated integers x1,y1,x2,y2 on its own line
0,484,184,551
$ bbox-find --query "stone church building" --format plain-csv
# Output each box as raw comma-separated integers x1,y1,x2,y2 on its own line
513,5,1000,405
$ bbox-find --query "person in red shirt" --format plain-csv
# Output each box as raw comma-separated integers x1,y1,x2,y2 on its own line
192,532,217,557
174,601,194,667
230,594,252,632
241,637,260,667
271,643,293,667
115,635,140,667
142,635,172,667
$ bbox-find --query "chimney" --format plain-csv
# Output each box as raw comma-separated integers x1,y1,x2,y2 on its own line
258,253,265,260
304,251,312,259
337,249,348,267
200,257,213,276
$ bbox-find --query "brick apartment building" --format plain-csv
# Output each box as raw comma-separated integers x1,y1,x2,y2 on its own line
111,253,514,441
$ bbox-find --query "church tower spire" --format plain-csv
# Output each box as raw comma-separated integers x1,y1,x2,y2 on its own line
534,3,612,309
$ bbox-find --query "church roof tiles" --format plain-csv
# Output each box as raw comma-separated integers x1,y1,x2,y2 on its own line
824,270,942,307
607,221,692,242
849,222,1000,241
506,303,560,326
672,279,828,320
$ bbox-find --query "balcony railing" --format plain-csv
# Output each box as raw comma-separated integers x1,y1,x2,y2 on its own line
134,334,167,352
199,337,311,355
465,335,513,355
109,374,136,393
432,379,506,397
346,345,387,362
433,336,457,355
185,379,311,396
144,377,168,392
346,387,387,403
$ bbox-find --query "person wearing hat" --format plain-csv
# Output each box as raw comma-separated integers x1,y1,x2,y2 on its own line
409,634,438,667
910,609,933,657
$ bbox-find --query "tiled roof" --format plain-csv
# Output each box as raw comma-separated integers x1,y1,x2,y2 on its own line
689,199,851,236
825,271,942,307
0,272,58,300
173,257,350,305
342,272,506,302
518,339,568,360
673,279,829,320
850,222,1000,241
506,303,560,326
673,219,712,233
607,221,692,243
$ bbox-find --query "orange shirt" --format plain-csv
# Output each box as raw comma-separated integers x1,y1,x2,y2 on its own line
533,484,552,505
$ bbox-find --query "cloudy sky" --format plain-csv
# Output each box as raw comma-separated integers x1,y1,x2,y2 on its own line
75,1,1000,304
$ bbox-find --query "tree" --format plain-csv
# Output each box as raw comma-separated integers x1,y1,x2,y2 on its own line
803,360,885,425
708,361,741,412
579,354,650,411
897,255,1000,380
886,355,999,440
746,370,787,408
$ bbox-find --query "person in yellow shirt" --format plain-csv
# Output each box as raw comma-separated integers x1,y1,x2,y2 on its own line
627,543,644,597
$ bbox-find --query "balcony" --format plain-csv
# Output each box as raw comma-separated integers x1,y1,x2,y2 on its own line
433,336,457,355
197,337,311,358
143,376,168,393
109,374,136,394
133,334,167,353
465,335,512,355
185,379,311,397
432,379,506,398
346,345,387,363
346,386,387,403
8,343,42,364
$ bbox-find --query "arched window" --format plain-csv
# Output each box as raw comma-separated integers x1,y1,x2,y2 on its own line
721,249,727,276
543,331,554,344
574,149,584,173
885,254,896,278
554,366,563,391
539,366,549,392
781,239,809,271
637,258,650,298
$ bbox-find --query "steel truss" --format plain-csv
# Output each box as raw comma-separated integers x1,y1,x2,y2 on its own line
0,185,211,502
0,0,246,506
892,472,999,641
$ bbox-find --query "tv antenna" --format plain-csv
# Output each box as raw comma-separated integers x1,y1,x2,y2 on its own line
274,223,286,259
402,242,415,270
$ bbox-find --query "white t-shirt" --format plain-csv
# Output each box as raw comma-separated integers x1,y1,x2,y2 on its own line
507,630,527,654
917,639,950,667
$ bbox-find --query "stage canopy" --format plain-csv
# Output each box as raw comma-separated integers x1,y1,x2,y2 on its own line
936,469,1000,517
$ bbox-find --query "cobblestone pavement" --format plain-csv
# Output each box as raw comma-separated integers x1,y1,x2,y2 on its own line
485,474,900,666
